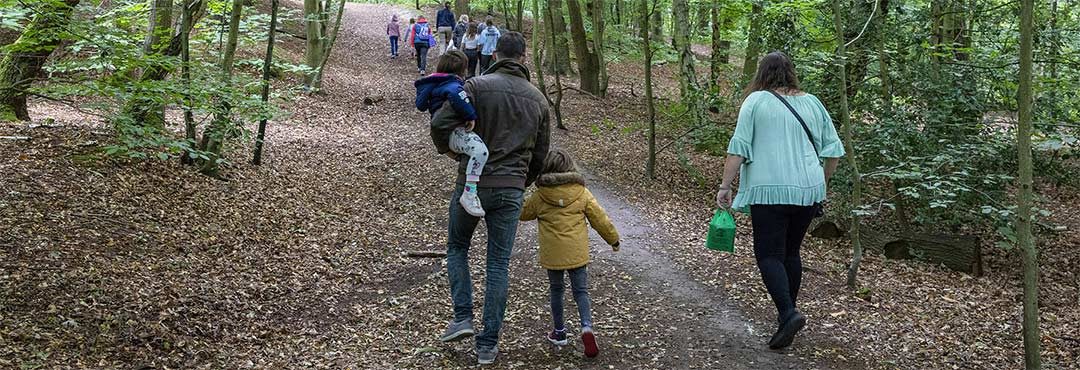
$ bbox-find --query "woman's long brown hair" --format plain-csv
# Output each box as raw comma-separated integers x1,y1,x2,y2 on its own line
743,51,801,98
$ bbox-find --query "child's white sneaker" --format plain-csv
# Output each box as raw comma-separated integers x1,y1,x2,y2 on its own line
460,191,485,217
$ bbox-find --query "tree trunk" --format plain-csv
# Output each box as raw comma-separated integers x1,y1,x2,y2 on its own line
1047,0,1059,121
642,0,656,179
127,0,174,127
304,0,326,89
144,0,174,54
649,4,662,39
1016,0,1042,365
0,0,81,122
876,0,890,111
312,0,346,90
592,0,607,96
181,0,197,165
533,0,547,95
741,1,763,83
456,0,469,16
546,0,567,129
123,0,206,127
831,0,865,290
613,0,622,24
253,0,279,166
544,0,571,75
708,0,727,88
672,0,694,99
199,0,244,177
566,0,600,94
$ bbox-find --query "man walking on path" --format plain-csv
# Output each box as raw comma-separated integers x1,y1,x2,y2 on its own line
436,2,455,54
429,32,551,365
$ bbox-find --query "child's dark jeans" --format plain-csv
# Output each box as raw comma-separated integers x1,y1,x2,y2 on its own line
548,266,592,330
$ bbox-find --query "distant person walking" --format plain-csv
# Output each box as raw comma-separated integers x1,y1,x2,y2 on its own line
430,32,550,365
715,51,845,350
436,2,456,54
477,17,500,74
386,15,401,59
404,17,417,59
461,22,480,78
453,15,469,50
408,16,435,75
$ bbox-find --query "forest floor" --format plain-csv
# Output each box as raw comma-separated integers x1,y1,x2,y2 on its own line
2,1,1079,370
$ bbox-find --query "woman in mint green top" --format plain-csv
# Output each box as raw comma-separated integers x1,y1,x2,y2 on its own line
715,52,844,351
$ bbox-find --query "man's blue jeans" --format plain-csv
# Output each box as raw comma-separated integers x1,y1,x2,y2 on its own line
446,185,523,348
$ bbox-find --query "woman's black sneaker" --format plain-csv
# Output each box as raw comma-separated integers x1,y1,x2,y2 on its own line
768,310,806,349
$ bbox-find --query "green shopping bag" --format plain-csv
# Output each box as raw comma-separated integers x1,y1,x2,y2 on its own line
705,208,736,253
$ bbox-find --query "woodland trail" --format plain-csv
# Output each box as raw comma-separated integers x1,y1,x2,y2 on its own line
318,3,842,369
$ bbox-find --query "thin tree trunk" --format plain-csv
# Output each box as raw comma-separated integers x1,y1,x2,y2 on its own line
312,0,346,90
1016,0,1042,366
876,0,890,111
253,0,279,166
0,0,81,122
304,0,326,88
649,4,661,39
592,0,607,96
741,1,763,83
547,0,567,129
642,0,656,179
533,0,547,95
199,0,244,177
1047,0,1059,121
832,0,865,290
181,0,197,165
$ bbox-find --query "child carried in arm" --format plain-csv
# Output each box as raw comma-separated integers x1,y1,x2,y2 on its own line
415,50,489,217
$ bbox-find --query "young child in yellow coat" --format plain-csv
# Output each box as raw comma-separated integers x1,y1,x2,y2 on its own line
519,149,620,358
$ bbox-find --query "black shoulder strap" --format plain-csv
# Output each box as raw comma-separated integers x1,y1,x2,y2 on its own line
766,90,819,157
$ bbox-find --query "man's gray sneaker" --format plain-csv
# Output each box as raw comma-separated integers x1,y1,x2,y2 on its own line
476,345,498,365
439,319,475,342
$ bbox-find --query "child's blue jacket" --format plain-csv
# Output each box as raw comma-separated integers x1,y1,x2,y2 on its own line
414,73,477,121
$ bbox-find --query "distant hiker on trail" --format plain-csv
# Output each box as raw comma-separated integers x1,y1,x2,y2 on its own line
461,22,480,78
405,17,417,58
408,16,436,75
430,31,551,365
414,51,487,217
715,51,845,350
519,149,620,359
386,15,401,59
436,2,455,54
477,17,500,74
453,14,469,50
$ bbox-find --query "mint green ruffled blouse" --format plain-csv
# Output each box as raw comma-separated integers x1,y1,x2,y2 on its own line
727,91,846,211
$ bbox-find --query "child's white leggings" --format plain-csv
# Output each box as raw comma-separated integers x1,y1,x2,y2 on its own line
450,127,488,183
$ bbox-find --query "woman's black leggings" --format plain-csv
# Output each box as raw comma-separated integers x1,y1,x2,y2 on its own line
749,204,816,323
464,49,479,78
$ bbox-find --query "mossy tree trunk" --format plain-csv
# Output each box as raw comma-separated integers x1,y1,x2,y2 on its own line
198,0,243,177
0,0,81,122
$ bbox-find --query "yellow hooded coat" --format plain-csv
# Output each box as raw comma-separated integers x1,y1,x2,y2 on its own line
520,172,620,270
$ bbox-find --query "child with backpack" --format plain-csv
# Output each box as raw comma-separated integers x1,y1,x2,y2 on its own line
519,149,620,358
414,51,488,217
408,16,437,75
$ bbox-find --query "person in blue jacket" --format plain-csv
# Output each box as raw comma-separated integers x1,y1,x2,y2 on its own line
436,2,456,55
415,50,489,217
